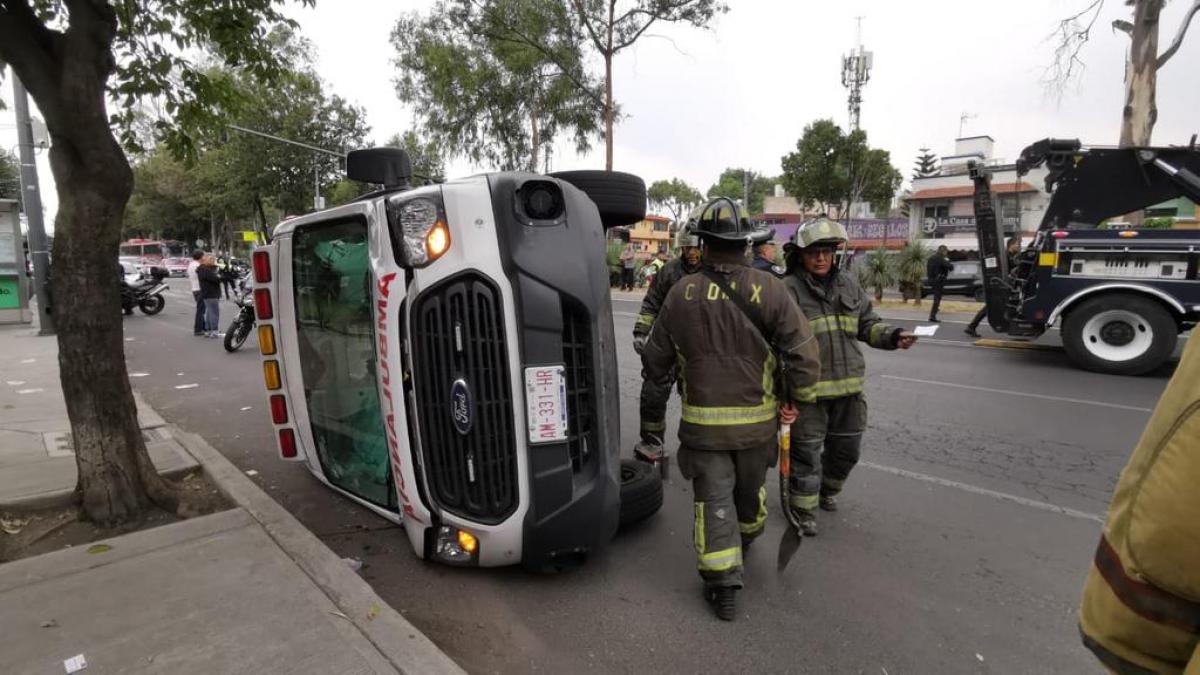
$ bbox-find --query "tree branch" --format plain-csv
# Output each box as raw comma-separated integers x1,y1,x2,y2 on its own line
570,0,607,53
1045,0,1106,91
614,14,658,52
0,0,62,97
1157,0,1200,69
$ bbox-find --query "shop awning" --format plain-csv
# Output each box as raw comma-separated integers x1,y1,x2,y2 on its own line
908,182,1038,201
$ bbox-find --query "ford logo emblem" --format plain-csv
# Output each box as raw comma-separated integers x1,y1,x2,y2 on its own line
450,379,472,435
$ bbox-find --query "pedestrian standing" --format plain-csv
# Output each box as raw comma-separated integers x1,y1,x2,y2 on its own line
642,198,820,621
197,254,222,339
632,223,703,458
218,256,238,300
781,218,917,536
619,241,637,291
965,236,1022,338
186,250,205,336
927,244,954,322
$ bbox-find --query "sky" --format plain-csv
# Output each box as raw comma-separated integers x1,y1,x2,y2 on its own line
3,0,1199,231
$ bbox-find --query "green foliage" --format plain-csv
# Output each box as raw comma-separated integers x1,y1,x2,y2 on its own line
854,246,897,302
913,147,939,180
392,0,601,171
418,0,727,170
780,119,902,217
1142,217,1176,228
648,178,703,222
0,149,20,204
121,28,369,244
385,131,447,184
894,239,930,305
706,168,776,214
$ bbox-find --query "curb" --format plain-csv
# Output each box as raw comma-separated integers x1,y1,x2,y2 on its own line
972,338,1063,352
170,426,465,675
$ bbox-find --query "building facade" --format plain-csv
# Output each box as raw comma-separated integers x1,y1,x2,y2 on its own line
626,214,672,258
906,136,1050,253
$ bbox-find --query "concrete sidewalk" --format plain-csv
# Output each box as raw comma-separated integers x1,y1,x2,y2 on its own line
0,325,463,675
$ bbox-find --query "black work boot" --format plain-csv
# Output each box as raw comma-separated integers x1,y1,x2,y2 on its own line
819,495,838,512
706,586,737,622
964,326,981,338
797,510,818,537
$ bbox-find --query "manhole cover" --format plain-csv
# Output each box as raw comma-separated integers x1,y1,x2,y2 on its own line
42,427,173,457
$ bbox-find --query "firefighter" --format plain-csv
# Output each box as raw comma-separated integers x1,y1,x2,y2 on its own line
642,198,820,621
631,221,703,459
1079,333,1200,673
750,229,783,276
781,217,916,536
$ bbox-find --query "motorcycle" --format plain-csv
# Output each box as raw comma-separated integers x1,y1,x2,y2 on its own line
121,266,169,316
223,279,256,352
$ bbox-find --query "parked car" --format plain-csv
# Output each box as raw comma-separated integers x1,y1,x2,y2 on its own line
921,259,984,301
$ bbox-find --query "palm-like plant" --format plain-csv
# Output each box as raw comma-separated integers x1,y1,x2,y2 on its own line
894,238,930,306
854,246,897,302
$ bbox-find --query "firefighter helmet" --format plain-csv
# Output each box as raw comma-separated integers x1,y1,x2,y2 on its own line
790,217,849,250
674,222,699,249
691,197,760,244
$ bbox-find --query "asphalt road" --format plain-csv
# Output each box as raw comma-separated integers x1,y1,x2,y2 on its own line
120,285,1173,675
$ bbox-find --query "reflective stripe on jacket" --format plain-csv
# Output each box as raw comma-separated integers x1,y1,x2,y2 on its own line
1080,335,1200,674
641,251,821,451
782,268,898,399
633,257,701,338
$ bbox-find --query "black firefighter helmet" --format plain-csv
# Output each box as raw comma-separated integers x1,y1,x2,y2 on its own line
690,197,773,245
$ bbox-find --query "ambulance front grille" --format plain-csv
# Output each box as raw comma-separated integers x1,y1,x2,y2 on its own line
411,274,517,524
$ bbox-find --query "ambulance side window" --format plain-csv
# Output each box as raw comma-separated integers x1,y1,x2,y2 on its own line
292,217,394,509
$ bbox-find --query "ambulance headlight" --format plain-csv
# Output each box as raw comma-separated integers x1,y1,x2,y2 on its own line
432,525,480,566
386,193,451,267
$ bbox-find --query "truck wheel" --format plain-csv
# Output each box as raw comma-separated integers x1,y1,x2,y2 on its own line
1062,294,1177,375
551,170,646,229
618,459,662,529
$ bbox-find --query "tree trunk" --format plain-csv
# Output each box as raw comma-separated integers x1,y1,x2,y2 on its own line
603,52,614,171
1120,0,1163,147
530,108,541,173
35,29,179,526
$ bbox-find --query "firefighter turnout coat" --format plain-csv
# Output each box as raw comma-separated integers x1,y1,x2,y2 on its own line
641,255,821,451
1079,333,1200,674
782,268,902,398
634,257,702,340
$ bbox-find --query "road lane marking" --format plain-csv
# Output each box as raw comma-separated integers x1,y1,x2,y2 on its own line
880,374,1153,412
860,461,1105,524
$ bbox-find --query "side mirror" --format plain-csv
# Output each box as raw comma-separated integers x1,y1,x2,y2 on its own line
347,148,413,189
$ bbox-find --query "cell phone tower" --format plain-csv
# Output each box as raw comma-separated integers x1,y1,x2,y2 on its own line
841,17,873,132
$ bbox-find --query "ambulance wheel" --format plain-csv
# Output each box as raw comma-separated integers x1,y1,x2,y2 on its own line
1062,294,1176,376
550,170,646,229
618,459,662,529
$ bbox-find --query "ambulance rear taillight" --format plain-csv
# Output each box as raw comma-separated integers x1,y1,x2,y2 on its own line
252,244,302,462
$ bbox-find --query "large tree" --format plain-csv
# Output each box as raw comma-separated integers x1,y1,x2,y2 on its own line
1050,0,1199,145
780,119,902,219
647,177,702,222
706,168,776,214
393,0,600,172
123,149,210,242
457,0,726,170
0,0,307,526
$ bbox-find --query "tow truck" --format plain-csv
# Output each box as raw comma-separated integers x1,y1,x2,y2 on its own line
971,138,1200,375
250,147,661,569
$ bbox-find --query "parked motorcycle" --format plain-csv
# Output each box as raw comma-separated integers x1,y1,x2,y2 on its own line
121,266,169,316
223,279,256,352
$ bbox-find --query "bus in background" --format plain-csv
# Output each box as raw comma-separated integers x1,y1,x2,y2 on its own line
119,239,191,277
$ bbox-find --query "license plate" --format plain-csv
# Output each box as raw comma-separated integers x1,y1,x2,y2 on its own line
524,365,569,444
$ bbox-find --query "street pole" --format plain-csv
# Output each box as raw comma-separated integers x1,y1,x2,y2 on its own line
11,73,54,335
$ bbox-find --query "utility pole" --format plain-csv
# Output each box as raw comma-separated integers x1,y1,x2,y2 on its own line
11,73,54,335
841,17,873,132
959,112,977,138
743,171,751,214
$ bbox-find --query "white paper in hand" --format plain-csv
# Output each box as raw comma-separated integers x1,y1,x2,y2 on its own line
913,325,939,337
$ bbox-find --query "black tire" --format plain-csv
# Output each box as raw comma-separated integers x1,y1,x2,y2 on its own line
223,317,251,352
550,170,646,229
618,458,663,529
1061,294,1177,376
138,294,165,315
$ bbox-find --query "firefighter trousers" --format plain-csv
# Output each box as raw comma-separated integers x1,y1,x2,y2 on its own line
787,394,867,513
638,366,675,441
678,442,775,588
